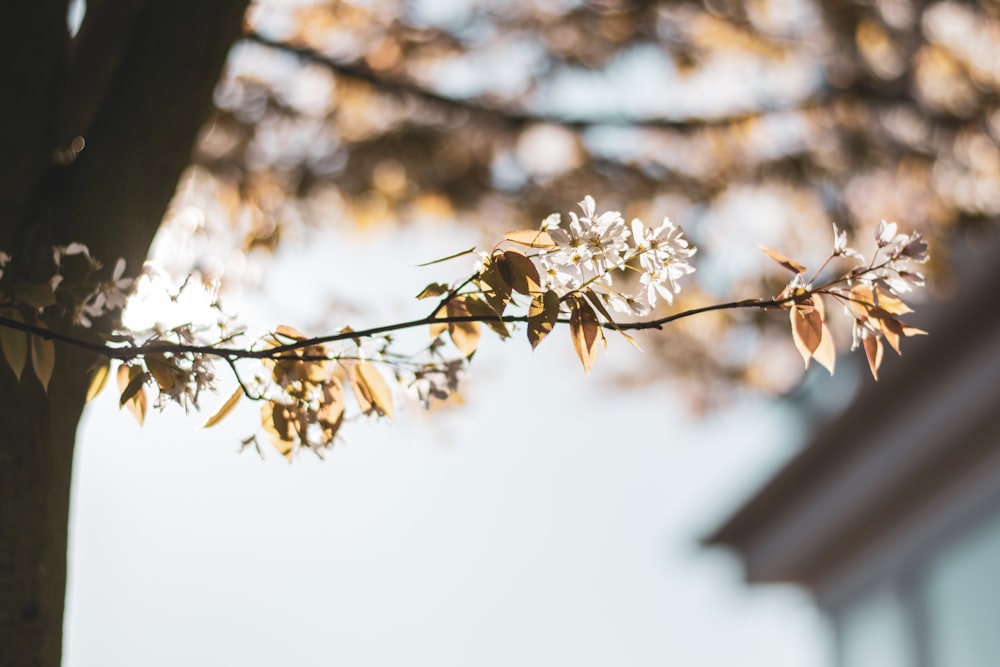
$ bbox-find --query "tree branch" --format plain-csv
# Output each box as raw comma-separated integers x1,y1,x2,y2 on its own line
0,295,788,364
242,31,833,132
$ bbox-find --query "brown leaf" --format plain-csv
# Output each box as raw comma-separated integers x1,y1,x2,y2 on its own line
881,316,902,354
584,289,640,350
496,249,541,296
503,229,556,249
477,258,512,316
863,335,884,380
527,290,560,349
117,364,148,425
30,336,55,393
790,300,824,367
464,295,509,338
569,301,601,374
759,245,807,274
203,385,243,428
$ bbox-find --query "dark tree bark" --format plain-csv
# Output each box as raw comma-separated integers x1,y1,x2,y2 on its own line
0,2,249,664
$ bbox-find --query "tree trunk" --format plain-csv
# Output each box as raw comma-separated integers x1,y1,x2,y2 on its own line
0,2,248,664
0,349,93,667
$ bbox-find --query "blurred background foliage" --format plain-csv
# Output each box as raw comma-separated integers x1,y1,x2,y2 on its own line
164,0,1000,407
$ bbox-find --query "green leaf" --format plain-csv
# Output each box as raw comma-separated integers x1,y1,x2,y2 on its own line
85,361,111,402
416,246,476,267
0,311,28,381
415,282,450,299
14,282,56,309
30,336,55,393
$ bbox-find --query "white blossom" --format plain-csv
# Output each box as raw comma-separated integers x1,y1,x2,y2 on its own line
832,223,865,261
531,196,697,312
75,258,133,327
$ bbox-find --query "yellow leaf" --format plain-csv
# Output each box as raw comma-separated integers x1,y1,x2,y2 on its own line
429,305,448,339
847,284,912,317
0,312,28,381
274,325,308,341
759,245,807,274
128,388,148,426
30,336,55,393
813,324,836,374
415,282,449,299
262,403,296,458
353,361,394,419
874,286,912,316
85,361,111,402
203,385,243,428
503,229,556,249
318,378,346,430
145,354,175,390
117,364,148,426
569,301,601,374
446,297,481,358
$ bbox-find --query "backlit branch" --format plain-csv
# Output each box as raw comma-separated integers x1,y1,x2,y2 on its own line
0,198,928,458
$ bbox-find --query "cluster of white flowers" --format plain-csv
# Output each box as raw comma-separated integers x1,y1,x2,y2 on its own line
407,358,465,409
151,353,219,412
533,196,696,316
0,251,10,281
75,258,132,327
830,220,929,352
46,243,135,327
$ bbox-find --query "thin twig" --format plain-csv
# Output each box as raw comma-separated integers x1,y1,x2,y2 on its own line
0,294,791,364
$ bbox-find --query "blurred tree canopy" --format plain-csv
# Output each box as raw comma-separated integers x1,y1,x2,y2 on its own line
1,1,998,665
179,0,1000,401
